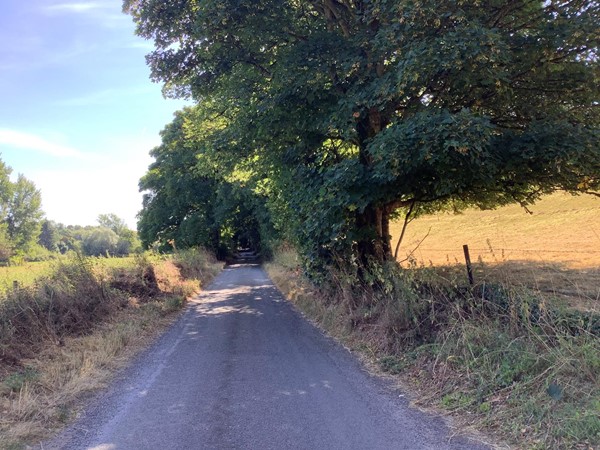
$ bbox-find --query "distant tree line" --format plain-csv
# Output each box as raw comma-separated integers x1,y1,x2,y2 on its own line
39,214,141,258
0,156,140,264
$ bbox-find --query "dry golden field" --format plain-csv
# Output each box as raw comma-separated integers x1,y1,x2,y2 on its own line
391,192,600,310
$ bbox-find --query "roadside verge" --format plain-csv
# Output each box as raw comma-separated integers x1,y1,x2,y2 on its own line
0,250,222,449
265,249,599,450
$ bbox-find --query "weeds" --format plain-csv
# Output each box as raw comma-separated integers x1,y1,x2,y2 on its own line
0,248,222,448
0,255,125,366
3,368,38,393
266,246,600,449
0,261,54,294
172,248,221,285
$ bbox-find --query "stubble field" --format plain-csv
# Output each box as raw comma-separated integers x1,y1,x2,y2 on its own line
391,192,600,311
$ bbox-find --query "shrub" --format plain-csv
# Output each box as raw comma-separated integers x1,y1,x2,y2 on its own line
172,248,220,285
109,254,161,302
0,255,126,364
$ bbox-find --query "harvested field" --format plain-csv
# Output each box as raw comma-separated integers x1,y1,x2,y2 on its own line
391,193,600,311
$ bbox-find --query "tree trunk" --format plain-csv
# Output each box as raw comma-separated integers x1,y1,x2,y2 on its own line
355,103,392,266
355,204,392,265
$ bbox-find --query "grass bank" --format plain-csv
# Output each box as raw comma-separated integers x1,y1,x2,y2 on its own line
266,248,599,450
0,256,144,295
0,249,221,449
0,261,54,294
392,192,600,270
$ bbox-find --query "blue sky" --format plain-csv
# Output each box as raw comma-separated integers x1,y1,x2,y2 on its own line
0,0,188,228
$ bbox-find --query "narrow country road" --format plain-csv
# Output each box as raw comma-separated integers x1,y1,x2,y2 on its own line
46,264,489,450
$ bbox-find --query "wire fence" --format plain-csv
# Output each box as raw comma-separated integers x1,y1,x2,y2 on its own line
414,248,600,254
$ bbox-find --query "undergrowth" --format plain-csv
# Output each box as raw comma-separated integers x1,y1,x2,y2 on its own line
0,248,221,448
266,247,600,450
172,248,221,284
0,255,126,367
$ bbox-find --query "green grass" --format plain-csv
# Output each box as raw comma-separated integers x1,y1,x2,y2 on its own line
0,262,54,293
418,314,600,448
0,256,141,295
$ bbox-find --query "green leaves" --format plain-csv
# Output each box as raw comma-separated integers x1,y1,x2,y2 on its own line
137,104,276,255
128,0,600,270
0,170,44,257
367,109,496,203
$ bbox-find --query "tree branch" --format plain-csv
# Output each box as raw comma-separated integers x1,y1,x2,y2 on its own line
398,227,431,265
393,199,416,259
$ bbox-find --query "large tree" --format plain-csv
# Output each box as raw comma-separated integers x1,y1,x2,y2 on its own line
39,220,59,252
82,228,120,257
138,108,222,251
5,174,44,252
97,213,128,236
137,106,274,255
97,214,141,255
126,0,599,267
0,158,14,228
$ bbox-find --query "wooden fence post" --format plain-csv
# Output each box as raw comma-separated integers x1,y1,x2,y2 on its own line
463,245,474,285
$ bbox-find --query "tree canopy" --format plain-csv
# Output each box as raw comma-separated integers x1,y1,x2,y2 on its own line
137,106,273,256
0,158,44,260
127,0,600,271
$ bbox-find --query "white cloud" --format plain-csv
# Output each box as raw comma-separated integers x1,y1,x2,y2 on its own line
30,156,151,228
21,132,159,228
127,41,155,51
45,2,110,13
0,129,87,159
0,40,98,72
42,2,129,28
56,86,155,107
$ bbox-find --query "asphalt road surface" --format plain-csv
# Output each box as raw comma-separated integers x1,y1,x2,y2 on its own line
46,264,489,450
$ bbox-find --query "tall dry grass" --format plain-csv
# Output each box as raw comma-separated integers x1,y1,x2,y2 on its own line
392,192,600,269
0,249,222,449
266,246,600,449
